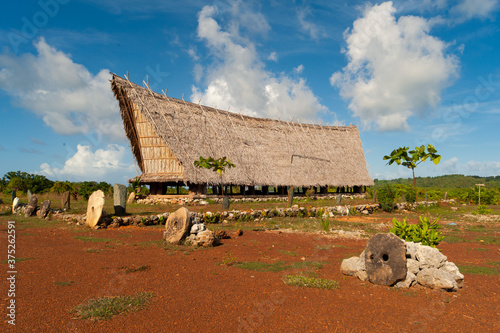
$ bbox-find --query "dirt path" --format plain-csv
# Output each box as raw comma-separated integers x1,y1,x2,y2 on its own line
1,222,499,332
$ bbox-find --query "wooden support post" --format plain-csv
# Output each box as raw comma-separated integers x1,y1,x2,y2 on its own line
262,186,269,195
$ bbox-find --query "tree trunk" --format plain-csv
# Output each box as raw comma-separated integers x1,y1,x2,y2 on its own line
412,168,418,213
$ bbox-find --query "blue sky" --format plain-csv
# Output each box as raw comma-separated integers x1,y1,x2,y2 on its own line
0,0,499,185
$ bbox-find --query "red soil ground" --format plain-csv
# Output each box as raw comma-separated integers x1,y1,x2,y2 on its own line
1,222,499,332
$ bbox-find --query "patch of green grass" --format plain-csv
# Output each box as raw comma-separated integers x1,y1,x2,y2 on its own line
54,281,75,287
457,263,500,276
2,257,35,263
234,260,323,272
282,274,340,290
473,236,499,245
71,292,154,320
218,252,238,266
441,234,466,243
470,248,490,252
465,224,487,232
279,250,298,257
74,236,114,243
125,265,151,274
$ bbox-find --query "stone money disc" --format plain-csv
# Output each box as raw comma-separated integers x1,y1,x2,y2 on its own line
164,207,191,244
364,233,407,286
86,190,105,228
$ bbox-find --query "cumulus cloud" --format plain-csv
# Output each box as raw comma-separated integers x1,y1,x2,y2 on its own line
294,64,305,75
425,157,500,176
0,38,123,141
451,0,499,22
191,5,328,121
465,160,500,176
330,1,459,131
38,144,136,182
297,7,323,40
268,52,278,62
438,156,459,174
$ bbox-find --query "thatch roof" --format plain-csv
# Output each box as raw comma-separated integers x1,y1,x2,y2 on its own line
111,74,373,187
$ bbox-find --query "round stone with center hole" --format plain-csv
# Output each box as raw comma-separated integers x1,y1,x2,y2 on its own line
364,233,407,286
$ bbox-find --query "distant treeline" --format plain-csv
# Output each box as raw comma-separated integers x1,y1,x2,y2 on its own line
374,174,500,189
0,171,115,200
372,174,500,205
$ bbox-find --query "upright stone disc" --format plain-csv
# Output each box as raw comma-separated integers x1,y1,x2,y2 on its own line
364,233,407,286
86,190,105,228
12,197,20,213
40,200,51,218
62,191,71,210
164,207,191,244
25,194,38,217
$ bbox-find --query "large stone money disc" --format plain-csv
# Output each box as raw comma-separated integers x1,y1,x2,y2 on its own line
164,207,191,244
86,190,105,228
364,233,407,286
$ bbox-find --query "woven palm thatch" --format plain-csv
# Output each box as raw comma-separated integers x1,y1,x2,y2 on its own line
111,74,373,188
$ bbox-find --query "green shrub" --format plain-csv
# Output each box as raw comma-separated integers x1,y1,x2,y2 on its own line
474,205,492,215
365,187,374,199
405,187,416,204
390,216,444,248
203,212,221,224
377,184,396,212
305,187,316,200
319,216,330,232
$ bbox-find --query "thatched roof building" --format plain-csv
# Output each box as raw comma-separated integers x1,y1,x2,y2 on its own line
111,74,373,196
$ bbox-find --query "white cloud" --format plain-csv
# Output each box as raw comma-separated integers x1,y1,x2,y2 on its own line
425,157,500,176
193,63,203,83
0,38,123,141
297,8,323,40
191,5,328,121
294,64,305,74
451,0,499,22
331,2,459,131
465,160,500,176
438,156,459,174
187,47,199,61
268,52,278,62
228,0,270,36
38,144,136,182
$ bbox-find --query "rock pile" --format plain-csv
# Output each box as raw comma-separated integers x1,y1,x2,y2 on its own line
164,207,220,247
341,233,464,291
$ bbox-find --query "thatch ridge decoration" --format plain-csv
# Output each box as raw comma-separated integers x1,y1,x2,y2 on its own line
111,73,373,188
